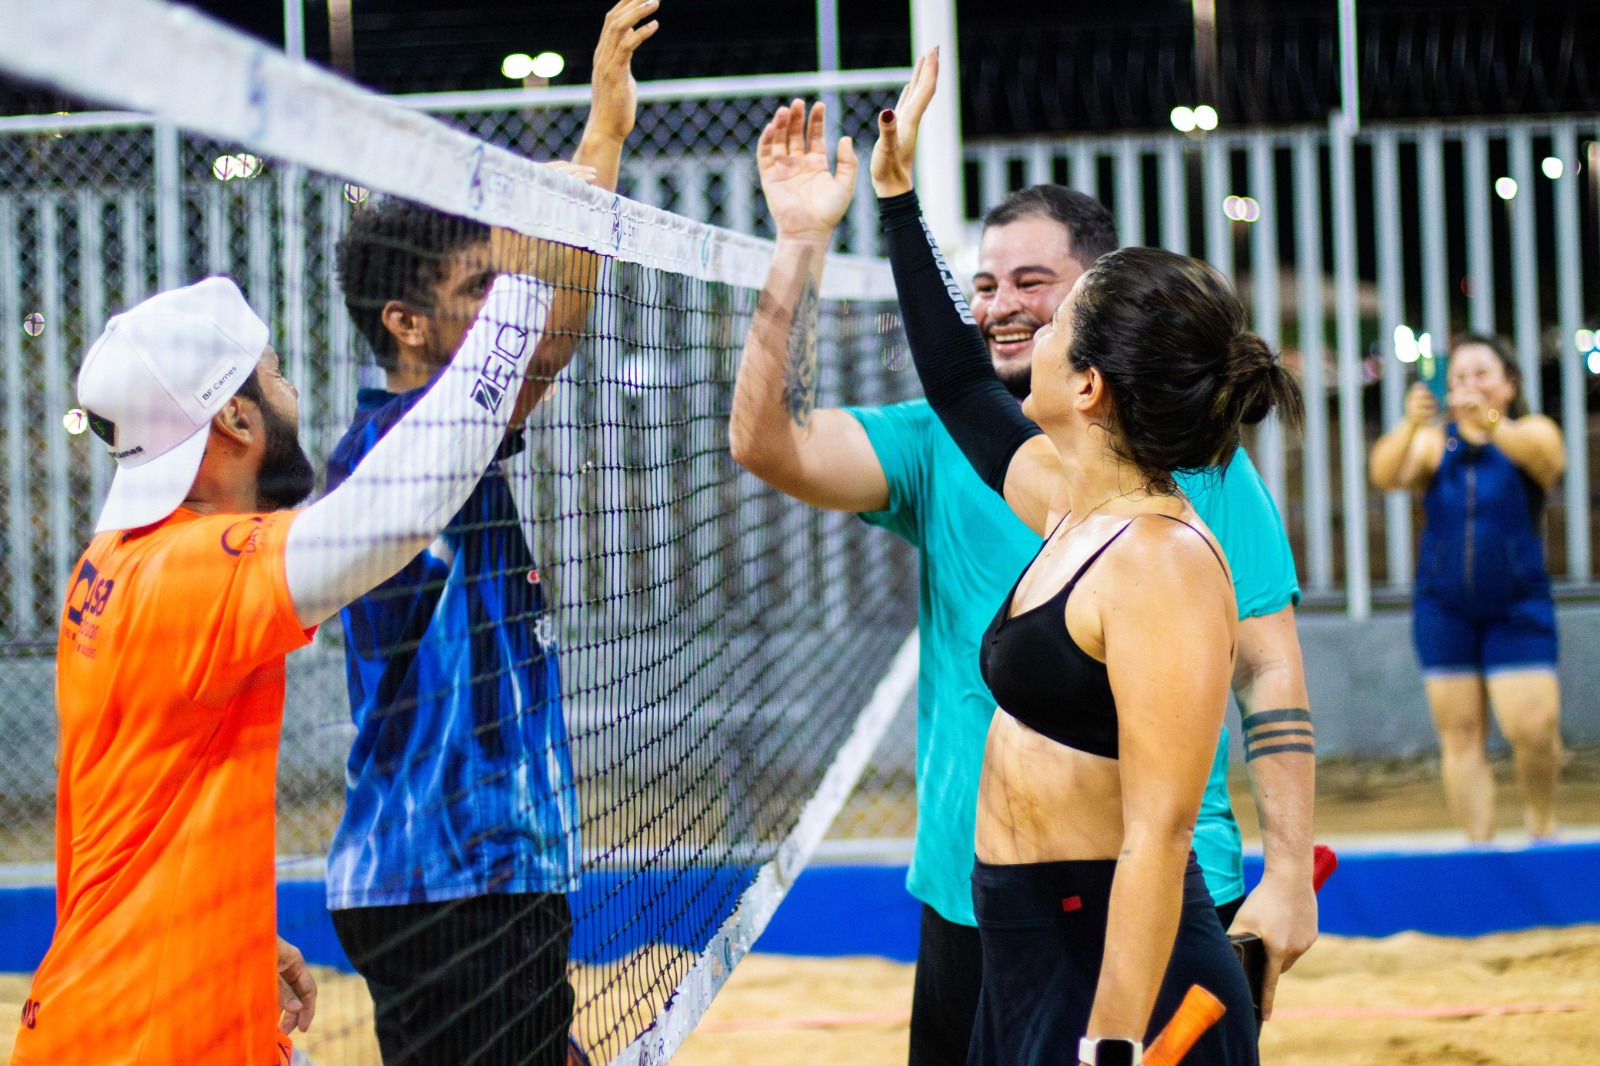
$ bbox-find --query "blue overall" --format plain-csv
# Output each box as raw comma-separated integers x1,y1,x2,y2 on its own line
1412,423,1558,675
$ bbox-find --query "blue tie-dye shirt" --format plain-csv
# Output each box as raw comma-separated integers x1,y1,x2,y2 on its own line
323,385,580,910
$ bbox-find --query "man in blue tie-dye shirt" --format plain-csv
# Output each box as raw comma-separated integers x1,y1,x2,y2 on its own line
323,5,660,1063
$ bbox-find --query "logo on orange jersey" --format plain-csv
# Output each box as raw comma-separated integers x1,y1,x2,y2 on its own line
65,560,114,627
220,517,265,557
20,997,39,1029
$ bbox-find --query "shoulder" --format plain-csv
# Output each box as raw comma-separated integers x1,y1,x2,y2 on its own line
1513,413,1564,441
1100,515,1230,601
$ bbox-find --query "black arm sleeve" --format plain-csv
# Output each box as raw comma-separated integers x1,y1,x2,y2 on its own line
879,190,1043,495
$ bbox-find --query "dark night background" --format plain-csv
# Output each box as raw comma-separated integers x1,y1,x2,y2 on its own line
3,1,1598,131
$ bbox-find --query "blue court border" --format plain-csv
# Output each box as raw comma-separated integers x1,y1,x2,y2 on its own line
3,841,1596,973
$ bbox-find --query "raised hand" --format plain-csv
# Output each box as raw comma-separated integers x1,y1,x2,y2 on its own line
586,0,661,147
1404,381,1439,427
870,46,939,198
758,100,858,242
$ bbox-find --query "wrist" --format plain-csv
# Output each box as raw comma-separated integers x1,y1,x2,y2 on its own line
774,230,836,249
1079,1036,1143,1066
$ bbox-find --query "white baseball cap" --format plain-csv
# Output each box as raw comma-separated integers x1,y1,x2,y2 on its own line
78,277,270,532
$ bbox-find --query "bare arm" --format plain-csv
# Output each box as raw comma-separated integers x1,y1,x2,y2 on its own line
1483,414,1566,490
729,100,890,513
1371,383,1444,491
1086,523,1238,1045
870,50,1059,532
1228,604,1317,1021
504,0,658,423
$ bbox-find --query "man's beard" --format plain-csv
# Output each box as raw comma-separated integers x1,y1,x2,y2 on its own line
996,359,1032,401
257,400,316,511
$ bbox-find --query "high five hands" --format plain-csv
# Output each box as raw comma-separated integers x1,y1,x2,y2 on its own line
870,47,940,199
758,101,858,242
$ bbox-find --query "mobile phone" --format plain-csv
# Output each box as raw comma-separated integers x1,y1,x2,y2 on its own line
1229,932,1267,1030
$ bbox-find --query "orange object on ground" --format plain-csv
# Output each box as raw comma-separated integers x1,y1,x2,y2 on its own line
11,509,312,1066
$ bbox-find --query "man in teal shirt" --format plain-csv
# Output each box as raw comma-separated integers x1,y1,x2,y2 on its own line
730,100,1316,1064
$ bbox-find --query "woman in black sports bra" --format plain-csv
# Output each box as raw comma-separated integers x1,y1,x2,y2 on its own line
872,66,1304,1066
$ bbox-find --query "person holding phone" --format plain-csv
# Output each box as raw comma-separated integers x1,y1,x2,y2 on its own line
1370,334,1566,843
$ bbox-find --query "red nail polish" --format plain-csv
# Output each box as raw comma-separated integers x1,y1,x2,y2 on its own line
882,109,895,123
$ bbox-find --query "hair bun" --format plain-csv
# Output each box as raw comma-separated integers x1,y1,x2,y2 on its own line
1225,331,1278,425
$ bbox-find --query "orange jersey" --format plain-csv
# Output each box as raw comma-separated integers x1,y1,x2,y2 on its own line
12,508,313,1066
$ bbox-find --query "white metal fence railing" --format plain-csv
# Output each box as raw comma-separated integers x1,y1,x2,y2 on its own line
967,116,1600,612
4,86,1599,621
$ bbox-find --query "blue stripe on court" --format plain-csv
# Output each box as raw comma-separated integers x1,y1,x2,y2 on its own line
2,841,1596,972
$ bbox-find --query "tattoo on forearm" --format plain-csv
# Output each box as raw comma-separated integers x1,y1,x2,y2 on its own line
1242,707,1314,762
783,273,820,428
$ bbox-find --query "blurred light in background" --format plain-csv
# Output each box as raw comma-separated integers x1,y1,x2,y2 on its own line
1576,329,1596,354
1541,156,1565,180
211,153,261,181
1193,104,1219,131
1170,106,1196,133
1494,176,1518,200
22,313,44,337
1223,195,1261,222
1395,325,1419,364
530,52,565,79
343,183,369,204
501,53,535,80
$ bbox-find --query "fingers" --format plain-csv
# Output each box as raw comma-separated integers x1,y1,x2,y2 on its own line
836,135,858,183
1259,950,1283,1022
785,98,807,157
902,46,939,123
544,161,600,185
806,101,828,155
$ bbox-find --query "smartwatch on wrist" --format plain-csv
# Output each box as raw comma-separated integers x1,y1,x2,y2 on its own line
1079,1036,1143,1066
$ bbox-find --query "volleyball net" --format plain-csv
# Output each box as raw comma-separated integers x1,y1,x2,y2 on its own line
0,1,918,1061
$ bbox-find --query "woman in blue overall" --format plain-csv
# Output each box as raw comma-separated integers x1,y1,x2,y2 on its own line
1371,335,1566,842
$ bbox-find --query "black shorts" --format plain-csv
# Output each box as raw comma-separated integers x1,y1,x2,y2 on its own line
968,856,1257,1066
331,892,573,1066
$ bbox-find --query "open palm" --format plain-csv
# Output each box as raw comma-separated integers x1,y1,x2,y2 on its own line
758,100,858,241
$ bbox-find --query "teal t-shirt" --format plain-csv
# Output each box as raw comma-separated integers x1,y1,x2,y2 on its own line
846,400,1300,926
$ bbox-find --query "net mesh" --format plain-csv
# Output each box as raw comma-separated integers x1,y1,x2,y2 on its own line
0,8,919,1061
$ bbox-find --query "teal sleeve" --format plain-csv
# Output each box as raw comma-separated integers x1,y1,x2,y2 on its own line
842,401,931,547
1180,450,1302,621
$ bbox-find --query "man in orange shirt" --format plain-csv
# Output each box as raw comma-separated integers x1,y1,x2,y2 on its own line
13,231,572,1064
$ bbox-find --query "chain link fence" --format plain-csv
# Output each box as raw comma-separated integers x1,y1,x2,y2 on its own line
0,77,923,875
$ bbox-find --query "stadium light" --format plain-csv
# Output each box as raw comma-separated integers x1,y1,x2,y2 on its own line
343,183,369,204
1590,350,1600,376
1578,329,1597,353
530,52,565,80
211,153,261,181
1193,104,1219,131
1222,195,1260,223
1542,157,1565,180
501,53,535,80
1394,325,1419,363
1170,106,1197,133
22,312,44,337
1417,331,1434,361
1494,176,1518,201
63,408,87,435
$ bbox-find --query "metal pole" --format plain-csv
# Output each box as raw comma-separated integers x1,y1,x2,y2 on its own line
154,119,182,290
1463,131,1495,335
1294,131,1333,594
1374,131,1413,590
1552,122,1590,582
1331,110,1369,619
908,0,965,250
1249,137,1285,514
1508,126,1540,412
816,0,841,142
1332,0,1368,614
284,0,305,60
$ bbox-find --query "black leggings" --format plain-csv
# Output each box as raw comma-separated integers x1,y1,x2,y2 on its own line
968,856,1257,1066
331,892,573,1066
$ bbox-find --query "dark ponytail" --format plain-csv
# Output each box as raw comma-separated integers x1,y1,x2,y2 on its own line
1067,247,1304,485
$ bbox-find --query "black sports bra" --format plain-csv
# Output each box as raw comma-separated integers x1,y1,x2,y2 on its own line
978,514,1227,759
